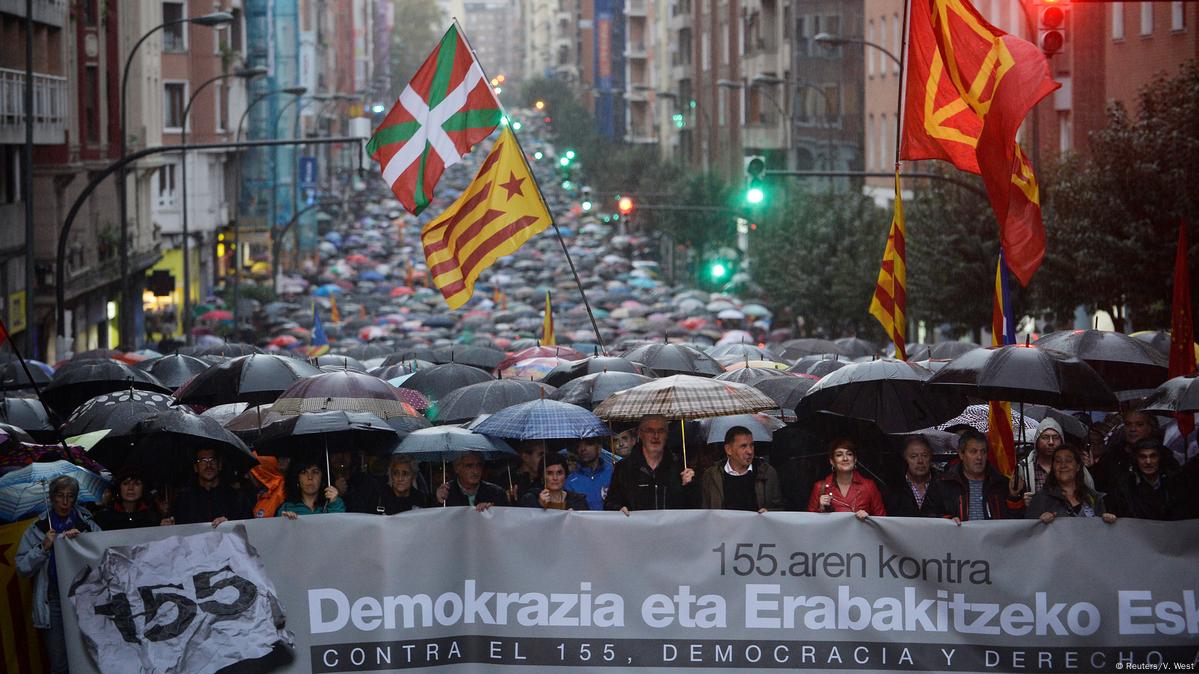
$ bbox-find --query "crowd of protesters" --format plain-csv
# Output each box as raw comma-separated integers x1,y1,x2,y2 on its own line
15,406,1199,673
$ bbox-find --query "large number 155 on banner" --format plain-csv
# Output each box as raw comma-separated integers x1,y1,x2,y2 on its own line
69,527,293,673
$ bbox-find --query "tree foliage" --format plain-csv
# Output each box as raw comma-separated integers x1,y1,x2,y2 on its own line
750,185,890,338
388,0,446,93
1033,60,1199,331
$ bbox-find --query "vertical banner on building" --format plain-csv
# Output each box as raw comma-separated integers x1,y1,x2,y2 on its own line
55,511,1199,673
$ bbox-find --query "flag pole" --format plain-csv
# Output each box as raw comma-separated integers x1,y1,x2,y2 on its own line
452,19,608,355
0,319,69,451
892,0,911,174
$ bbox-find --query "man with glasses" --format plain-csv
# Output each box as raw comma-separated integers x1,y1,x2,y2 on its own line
605,414,696,514
17,476,99,673
435,451,509,511
172,447,253,526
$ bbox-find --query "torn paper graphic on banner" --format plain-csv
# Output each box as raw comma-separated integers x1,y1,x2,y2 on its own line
69,525,293,674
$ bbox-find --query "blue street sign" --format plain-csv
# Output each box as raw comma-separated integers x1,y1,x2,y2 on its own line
299,156,318,189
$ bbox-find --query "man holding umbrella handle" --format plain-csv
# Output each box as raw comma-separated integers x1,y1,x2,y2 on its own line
605,415,696,515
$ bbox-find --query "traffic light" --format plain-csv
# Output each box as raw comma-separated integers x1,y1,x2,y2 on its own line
617,196,634,216
708,260,729,281
565,149,576,160
1035,0,1068,56
581,186,593,212
559,156,571,167
744,155,766,206
535,100,546,111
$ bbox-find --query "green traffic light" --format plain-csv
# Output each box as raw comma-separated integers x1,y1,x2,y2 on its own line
512,121,523,131
534,151,543,160
746,186,765,205
562,180,574,190
581,200,593,211
559,157,570,167
710,262,729,279
565,149,576,160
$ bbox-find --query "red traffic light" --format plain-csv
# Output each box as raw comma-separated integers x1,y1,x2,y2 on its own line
617,197,634,215
1037,1,1067,55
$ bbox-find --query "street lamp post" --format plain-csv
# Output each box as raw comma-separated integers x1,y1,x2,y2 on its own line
179,66,268,344
230,86,306,333
813,32,902,69
117,11,232,349
269,94,307,273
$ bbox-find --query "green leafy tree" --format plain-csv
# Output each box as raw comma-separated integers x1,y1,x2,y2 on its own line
389,0,447,92
750,184,890,338
1033,60,1199,331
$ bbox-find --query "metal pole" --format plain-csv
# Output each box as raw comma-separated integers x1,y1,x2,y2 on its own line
22,0,34,357
55,137,365,340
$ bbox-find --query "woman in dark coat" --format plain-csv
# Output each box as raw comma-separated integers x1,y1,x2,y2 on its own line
1026,445,1117,524
93,466,166,530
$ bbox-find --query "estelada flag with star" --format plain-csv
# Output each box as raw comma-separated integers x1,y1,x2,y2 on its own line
422,126,551,309
900,0,1059,286
367,23,503,215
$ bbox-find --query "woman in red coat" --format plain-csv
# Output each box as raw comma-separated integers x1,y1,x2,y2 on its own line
808,438,886,520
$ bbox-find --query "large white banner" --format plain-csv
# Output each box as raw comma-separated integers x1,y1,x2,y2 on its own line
55,510,1199,673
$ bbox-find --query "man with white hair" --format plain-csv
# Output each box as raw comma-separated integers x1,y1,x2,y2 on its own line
604,415,695,513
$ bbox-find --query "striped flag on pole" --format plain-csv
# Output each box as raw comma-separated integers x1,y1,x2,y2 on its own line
421,127,551,309
308,303,330,357
988,248,1018,476
542,291,556,346
868,171,907,360
367,24,503,215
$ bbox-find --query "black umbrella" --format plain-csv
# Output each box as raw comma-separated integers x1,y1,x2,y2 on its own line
340,344,395,361
129,408,256,483
927,345,1119,411
386,414,434,441
834,337,879,359
0,398,58,442
752,375,819,412
714,367,794,386
254,411,400,457
398,363,495,402
540,356,655,387
706,343,785,363
135,354,211,390
435,379,557,424
198,343,264,358
199,402,250,426
431,346,507,370
775,338,846,361
313,355,367,372
174,354,321,407
551,371,656,410
381,349,439,366
1033,330,1168,395
1140,375,1199,415
928,341,982,360
42,361,171,417
61,390,177,469
623,343,724,377
0,358,52,391
0,421,34,443
224,404,292,444
798,359,965,433
788,355,849,377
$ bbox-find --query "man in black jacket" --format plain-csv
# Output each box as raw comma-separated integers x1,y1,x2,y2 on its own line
436,451,509,510
172,448,254,526
1111,439,1180,520
939,430,1025,522
605,415,696,513
886,435,945,517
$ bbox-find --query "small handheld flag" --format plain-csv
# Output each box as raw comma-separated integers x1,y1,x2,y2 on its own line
542,291,556,346
987,248,1017,476
309,304,330,357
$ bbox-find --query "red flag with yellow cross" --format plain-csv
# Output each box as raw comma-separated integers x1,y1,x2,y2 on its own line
901,0,1059,286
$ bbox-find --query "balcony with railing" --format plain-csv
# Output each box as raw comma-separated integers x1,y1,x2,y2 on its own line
0,0,68,27
0,68,67,145
624,0,647,17
624,41,647,59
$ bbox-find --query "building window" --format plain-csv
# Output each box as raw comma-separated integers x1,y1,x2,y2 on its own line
879,113,889,168
84,65,100,144
1171,2,1185,30
868,20,877,76
1058,111,1071,153
82,0,99,27
866,113,874,169
157,163,177,209
164,82,186,131
1112,2,1125,39
215,84,225,132
1140,2,1153,35
1,146,19,204
163,2,186,52
892,15,901,74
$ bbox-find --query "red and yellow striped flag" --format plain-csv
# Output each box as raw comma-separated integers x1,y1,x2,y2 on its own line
542,291,556,346
868,171,907,360
1,519,47,673
422,127,551,309
329,293,342,324
987,248,1018,476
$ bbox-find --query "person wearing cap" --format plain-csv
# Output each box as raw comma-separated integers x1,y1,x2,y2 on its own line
93,466,166,530
1110,439,1181,520
1020,417,1094,505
